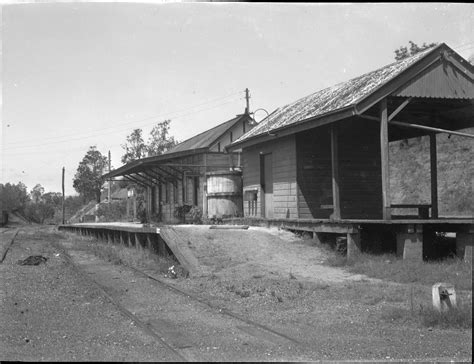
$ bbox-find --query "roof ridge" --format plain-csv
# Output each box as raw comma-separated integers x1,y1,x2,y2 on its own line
170,113,245,148
230,43,457,148
285,44,441,109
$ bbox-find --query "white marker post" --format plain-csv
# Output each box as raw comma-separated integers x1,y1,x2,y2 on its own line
432,282,457,312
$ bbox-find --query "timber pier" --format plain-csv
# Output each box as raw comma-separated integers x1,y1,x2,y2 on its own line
225,217,474,261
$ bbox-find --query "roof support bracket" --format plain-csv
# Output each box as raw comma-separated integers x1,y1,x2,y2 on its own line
359,114,474,139
123,175,151,187
141,170,165,184
153,166,182,182
131,174,154,187
388,97,412,121
135,172,156,186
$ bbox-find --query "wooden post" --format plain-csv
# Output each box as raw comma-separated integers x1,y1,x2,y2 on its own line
183,171,187,204
62,167,65,224
429,132,438,218
202,154,208,218
245,88,250,114
132,189,137,220
330,125,341,220
380,98,391,220
108,151,111,204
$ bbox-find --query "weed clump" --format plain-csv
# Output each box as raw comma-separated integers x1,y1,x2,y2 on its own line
380,302,472,329
325,252,471,290
420,304,472,329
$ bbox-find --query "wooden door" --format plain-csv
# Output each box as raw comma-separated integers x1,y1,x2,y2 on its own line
261,153,274,218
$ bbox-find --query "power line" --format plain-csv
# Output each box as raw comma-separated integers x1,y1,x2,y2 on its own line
3,96,243,152
4,91,243,147
451,42,474,53
4,90,244,147
451,41,474,50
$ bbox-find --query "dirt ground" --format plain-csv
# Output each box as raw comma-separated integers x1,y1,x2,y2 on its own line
1,224,472,362
168,225,472,361
169,225,374,282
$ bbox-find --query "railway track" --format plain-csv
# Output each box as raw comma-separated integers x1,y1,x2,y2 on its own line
0,228,20,263
125,264,300,345
50,238,300,361
50,241,189,362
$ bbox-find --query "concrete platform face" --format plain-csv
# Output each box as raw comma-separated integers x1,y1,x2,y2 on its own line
346,233,361,259
463,245,472,264
397,233,423,261
456,232,474,260
72,222,144,227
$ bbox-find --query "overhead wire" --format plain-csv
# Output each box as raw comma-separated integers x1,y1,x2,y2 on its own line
2,95,244,153
3,90,245,147
451,41,474,53
3,93,244,150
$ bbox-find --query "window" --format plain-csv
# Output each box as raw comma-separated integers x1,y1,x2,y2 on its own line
230,131,233,143
243,122,246,134
217,142,221,152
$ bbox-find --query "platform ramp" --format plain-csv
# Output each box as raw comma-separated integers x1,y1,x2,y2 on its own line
159,226,210,277
159,224,373,283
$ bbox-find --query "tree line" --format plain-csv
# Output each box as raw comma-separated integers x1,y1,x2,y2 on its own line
1,120,177,224
72,119,177,206
0,182,83,224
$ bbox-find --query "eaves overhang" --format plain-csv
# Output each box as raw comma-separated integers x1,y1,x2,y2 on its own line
226,105,356,151
103,147,208,179
227,43,474,152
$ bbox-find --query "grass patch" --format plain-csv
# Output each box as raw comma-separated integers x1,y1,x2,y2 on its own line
380,302,472,329
325,252,472,290
420,304,472,329
381,306,412,323
86,240,187,277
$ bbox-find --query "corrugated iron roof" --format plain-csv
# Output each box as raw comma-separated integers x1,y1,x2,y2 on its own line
394,61,474,99
164,113,247,154
104,113,248,179
234,46,440,144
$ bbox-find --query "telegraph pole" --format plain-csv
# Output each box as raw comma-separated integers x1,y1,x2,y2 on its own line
108,150,111,203
245,88,250,114
62,167,65,224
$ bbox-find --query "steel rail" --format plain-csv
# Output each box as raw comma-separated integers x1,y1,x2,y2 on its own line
124,264,300,345
50,241,190,362
55,229,300,346
0,228,20,263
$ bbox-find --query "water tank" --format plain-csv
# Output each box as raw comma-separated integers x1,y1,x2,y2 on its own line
206,171,243,218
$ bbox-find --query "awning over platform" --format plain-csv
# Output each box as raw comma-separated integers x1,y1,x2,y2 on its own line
104,150,208,187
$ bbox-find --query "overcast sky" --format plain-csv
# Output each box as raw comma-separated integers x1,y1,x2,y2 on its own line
1,1,473,194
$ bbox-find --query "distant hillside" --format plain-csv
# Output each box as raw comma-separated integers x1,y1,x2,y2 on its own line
389,127,474,216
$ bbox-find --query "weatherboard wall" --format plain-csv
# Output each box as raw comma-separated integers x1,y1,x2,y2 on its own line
296,125,333,219
241,118,384,220
297,119,383,219
209,118,254,152
241,135,298,219
338,118,383,219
